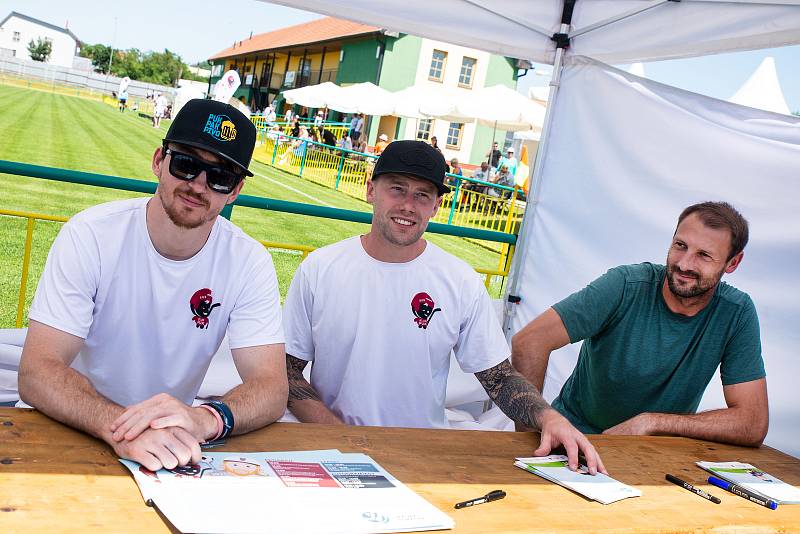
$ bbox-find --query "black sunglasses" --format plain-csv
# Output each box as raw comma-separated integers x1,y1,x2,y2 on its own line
164,148,243,194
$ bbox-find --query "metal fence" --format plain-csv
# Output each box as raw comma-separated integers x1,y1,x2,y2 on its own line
0,56,173,99
255,133,525,242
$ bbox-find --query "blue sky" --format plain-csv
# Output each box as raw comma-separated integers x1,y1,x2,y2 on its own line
2,0,798,112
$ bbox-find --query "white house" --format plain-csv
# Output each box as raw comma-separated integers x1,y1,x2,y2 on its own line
0,11,80,68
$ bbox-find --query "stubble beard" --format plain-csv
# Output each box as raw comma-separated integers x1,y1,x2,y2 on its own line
160,186,213,230
376,214,426,248
665,261,725,299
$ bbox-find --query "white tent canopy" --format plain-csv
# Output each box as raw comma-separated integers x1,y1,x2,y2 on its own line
282,81,343,109
729,56,792,115
453,84,546,132
263,0,800,458
262,1,800,65
332,82,396,116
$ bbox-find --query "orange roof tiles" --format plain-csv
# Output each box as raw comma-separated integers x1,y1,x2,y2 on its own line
209,16,381,60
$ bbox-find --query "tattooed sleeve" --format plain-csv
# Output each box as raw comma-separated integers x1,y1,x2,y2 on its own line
475,359,550,429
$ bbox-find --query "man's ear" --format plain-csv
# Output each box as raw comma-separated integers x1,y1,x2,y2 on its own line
431,194,443,217
152,146,165,177
725,251,744,274
366,179,376,205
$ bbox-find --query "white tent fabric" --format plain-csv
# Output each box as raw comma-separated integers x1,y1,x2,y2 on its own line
283,81,343,109
391,84,463,119
628,62,646,77
330,82,396,115
508,56,800,457
729,57,792,115
455,84,546,132
262,1,800,64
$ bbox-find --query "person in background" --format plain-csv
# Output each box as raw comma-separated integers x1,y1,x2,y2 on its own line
497,147,518,179
18,99,288,472
153,93,168,128
375,134,390,155
486,141,501,170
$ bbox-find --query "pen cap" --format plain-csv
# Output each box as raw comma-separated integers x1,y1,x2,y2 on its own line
486,490,506,501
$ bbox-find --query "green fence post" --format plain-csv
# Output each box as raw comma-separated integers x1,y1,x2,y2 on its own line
447,176,461,225
299,142,308,177
220,204,233,220
271,138,279,164
334,152,345,190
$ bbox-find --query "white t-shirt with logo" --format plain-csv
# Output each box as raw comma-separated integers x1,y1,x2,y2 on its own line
283,236,509,428
29,197,284,407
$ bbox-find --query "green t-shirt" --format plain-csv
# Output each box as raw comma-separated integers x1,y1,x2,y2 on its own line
551,263,765,434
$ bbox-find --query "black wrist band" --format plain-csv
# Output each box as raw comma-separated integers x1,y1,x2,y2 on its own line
202,401,234,440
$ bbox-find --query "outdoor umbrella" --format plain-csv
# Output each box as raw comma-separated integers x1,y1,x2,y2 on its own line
330,82,395,116
282,81,343,109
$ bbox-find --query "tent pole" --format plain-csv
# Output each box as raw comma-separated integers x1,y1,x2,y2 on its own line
488,120,497,169
501,2,575,339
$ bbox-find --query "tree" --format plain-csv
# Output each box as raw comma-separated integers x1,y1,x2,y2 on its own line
27,38,52,62
80,43,113,73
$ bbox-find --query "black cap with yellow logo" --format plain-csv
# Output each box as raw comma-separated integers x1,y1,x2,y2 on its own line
163,98,256,176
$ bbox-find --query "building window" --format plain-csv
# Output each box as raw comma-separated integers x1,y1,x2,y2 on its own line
459,57,476,88
446,122,463,149
0,48,16,58
13,31,20,42
416,118,434,141
428,50,447,82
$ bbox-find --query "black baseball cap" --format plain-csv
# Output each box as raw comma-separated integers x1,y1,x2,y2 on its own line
372,140,450,195
163,99,256,177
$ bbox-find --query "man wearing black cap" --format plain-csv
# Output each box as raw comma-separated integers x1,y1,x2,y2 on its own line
283,140,605,474
19,99,288,472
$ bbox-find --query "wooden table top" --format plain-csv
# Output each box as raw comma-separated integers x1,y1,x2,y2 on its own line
2,408,799,533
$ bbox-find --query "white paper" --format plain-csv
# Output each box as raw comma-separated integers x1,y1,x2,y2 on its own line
515,455,641,505
697,461,800,504
120,449,454,533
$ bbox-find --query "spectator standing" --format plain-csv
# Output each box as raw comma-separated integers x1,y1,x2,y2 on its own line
153,93,168,128
486,141,502,170
497,147,518,179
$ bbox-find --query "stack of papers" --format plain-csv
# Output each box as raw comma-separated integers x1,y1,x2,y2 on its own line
121,449,454,533
697,461,800,504
515,455,641,505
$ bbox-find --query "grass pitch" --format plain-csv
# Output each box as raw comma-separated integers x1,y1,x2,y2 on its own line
0,84,504,327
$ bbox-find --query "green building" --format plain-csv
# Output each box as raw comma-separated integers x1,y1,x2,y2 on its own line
208,16,521,165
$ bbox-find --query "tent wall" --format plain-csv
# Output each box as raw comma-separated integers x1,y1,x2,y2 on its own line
509,57,800,458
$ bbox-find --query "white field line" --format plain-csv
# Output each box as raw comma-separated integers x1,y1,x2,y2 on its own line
251,170,334,207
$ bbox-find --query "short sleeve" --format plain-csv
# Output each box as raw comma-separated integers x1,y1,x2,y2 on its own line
453,274,510,374
282,261,315,362
28,221,100,339
720,296,765,385
552,267,627,343
227,248,284,349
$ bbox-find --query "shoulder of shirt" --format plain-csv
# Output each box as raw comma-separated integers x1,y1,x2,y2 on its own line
606,262,664,285
67,197,147,227
213,216,271,258
423,241,477,276
302,236,360,266
715,280,754,310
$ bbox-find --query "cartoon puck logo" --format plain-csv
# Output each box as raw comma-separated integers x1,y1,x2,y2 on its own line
411,292,441,329
190,288,220,329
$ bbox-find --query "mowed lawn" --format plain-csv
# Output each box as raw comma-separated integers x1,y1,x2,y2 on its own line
0,84,504,327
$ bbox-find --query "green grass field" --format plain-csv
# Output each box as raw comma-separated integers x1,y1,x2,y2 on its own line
0,84,504,327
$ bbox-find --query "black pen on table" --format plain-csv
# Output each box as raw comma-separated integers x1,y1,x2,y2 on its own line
665,474,721,504
708,475,778,510
455,489,506,509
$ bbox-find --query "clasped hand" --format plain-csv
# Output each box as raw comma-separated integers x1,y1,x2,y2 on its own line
107,393,217,471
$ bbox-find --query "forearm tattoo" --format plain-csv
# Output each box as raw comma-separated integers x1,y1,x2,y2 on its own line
475,359,550,430
286,354,322,408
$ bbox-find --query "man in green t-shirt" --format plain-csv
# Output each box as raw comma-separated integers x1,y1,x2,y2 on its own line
511,201,768,447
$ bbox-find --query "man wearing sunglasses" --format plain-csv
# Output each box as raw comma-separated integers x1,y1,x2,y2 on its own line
19,99,288,472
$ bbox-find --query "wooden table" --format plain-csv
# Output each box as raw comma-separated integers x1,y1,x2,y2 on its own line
2,408,799,533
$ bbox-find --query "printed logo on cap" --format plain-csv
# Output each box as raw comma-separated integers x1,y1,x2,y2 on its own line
203,113,237,142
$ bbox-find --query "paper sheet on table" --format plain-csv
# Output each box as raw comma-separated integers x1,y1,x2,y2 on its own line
515,455,641,505
121,449,454,533
697,461,800,504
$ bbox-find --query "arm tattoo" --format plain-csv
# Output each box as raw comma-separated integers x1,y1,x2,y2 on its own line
475,359,551,430
286,354,322,408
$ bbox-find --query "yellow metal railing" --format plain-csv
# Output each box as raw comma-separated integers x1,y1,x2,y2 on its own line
2,208,512,328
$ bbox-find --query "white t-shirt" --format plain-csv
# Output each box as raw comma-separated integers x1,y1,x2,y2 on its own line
283,236,509,428
29,197,284,407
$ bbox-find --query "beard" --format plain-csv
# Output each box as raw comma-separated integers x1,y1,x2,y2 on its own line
665,262,725,299
160,186,213,230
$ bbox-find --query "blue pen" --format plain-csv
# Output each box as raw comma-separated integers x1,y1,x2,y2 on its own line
707,475,778,510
